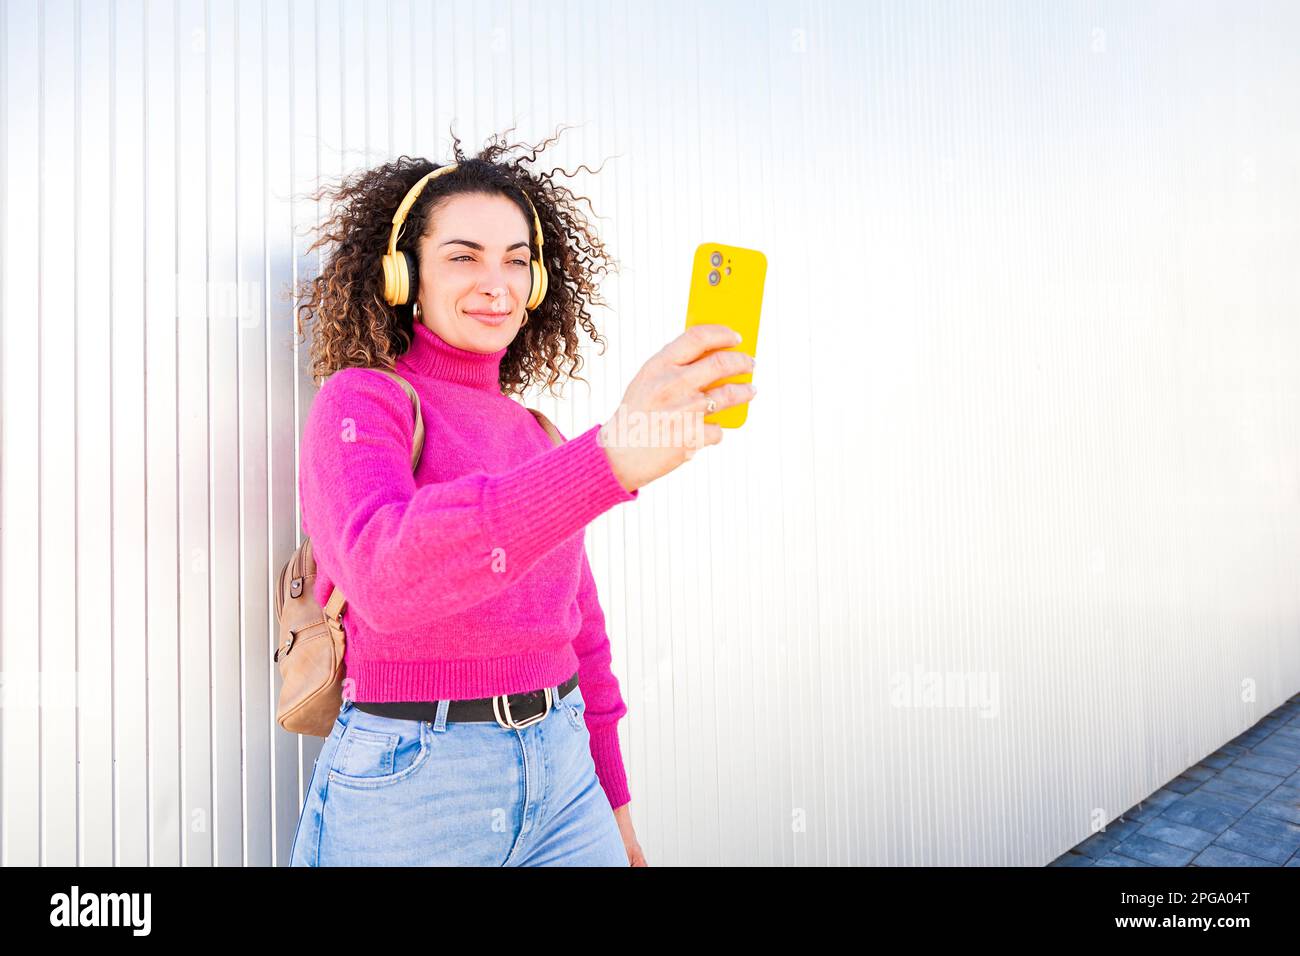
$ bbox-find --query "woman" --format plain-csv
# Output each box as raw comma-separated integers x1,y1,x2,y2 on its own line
287,129,757,866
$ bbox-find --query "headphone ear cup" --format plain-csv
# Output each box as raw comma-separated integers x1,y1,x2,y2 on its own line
404,251,419,308
382,251,415,307
528,261,547,311
381,253,399,306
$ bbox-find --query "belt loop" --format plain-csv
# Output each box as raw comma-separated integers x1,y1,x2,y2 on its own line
432,698,450,733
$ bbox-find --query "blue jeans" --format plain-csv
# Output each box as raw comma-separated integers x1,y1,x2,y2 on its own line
289,680,628,866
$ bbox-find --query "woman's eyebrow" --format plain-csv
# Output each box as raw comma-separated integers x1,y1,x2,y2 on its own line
439,239,530,252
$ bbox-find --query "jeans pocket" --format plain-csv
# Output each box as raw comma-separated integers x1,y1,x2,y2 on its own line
328,716,430,789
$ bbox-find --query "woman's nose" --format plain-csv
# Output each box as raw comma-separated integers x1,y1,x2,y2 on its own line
480,286,511,311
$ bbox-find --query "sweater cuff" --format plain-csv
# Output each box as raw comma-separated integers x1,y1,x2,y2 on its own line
588,721,631,811
481,423,638,573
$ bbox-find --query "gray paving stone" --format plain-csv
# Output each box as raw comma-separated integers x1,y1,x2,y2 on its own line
1227,733,1268,749
1212,813,1300,864
1075,830,1125,860
1165,775,1202,794
1191,845,1278,867
1093,851,1153,867
1198,752,1236,771
1199,765,1288,802
1248,795,1300,826
1143,787,1186,810
1158,798,1240,835
1272,781,1300,803
1231,730,1272,748
1097,816,1145,841
1230,752,1295,777
1122,802,1166,824
1253,739,1300,762
1111,834,1197,867
1135,819,1216,853
1179,787,1255,815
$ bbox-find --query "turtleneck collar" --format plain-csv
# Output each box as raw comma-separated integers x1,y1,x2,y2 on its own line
397,320,508,393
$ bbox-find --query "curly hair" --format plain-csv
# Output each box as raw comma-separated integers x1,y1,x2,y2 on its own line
292,125,620,397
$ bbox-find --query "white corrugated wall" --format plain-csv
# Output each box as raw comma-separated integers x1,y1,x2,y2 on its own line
1,0,1297,866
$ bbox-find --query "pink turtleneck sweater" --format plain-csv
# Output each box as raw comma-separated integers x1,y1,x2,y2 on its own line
297,320,639,810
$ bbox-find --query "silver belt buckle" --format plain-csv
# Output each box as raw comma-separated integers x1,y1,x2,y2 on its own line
493,687,552,729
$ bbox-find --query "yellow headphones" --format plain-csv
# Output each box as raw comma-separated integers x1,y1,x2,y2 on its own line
380,162,549,312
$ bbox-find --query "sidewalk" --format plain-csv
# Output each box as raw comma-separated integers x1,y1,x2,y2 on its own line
1050,692,1300,867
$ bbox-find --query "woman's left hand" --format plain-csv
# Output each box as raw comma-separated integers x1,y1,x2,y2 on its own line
612,804,647,866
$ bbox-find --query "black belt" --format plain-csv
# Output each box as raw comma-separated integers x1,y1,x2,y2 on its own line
352,671,579,730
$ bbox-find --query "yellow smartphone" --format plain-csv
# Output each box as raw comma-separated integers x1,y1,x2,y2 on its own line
684,241,767,427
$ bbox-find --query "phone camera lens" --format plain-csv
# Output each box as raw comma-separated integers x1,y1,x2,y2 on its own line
708,269,720,286
710,252,723,267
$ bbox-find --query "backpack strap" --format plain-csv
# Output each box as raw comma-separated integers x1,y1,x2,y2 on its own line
528,407,565,447
370,368,426,471
321,368,424,628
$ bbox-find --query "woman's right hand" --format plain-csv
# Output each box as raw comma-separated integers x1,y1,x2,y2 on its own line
598,323,758,494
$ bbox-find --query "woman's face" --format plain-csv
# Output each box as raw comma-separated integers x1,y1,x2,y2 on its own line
415,191,534,354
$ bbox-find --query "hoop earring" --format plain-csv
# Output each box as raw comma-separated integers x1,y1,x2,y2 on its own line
413,301,422,322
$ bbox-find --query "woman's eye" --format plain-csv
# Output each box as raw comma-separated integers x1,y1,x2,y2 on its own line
450,256,530,266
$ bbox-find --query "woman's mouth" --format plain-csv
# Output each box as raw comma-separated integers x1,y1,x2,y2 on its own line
465,310,511,328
